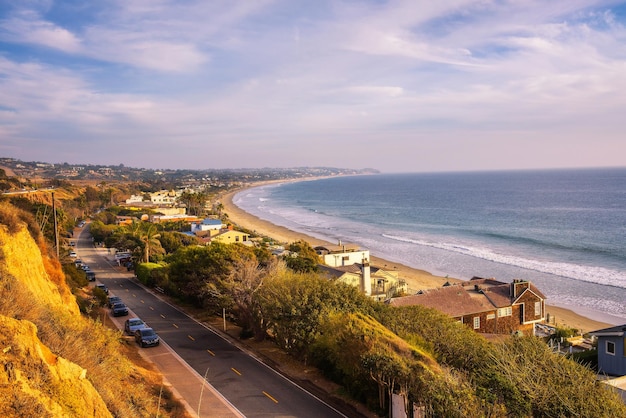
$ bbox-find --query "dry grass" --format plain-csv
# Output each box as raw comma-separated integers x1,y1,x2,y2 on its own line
0,210,191,418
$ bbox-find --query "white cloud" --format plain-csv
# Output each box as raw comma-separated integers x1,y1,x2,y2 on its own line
1,1,625,170
0,15,81,52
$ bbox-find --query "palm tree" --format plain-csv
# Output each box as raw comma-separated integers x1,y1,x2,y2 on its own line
140,223,162,263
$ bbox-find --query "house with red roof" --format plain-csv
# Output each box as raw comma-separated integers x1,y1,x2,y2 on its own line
389,277,546,335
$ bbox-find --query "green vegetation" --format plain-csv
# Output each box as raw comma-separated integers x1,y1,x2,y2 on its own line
284,240,320,273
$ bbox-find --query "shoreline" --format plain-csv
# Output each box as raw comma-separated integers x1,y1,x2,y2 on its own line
221,183,618,334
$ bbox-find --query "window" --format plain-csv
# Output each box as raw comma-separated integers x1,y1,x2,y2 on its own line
607,341,615,355
534,301,542,316
498,307,512,317
486,313,495,320
473,317,480,329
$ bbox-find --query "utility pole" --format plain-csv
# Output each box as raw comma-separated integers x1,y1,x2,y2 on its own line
52,191,59,258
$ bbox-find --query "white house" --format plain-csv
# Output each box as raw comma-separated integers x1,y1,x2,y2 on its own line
191,218,224,234
314,241,370,267
125,194,144,204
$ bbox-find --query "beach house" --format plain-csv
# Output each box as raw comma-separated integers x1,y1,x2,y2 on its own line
190,218,224,234
590,325,626,376
210,229,251,245
389,277,546,335
314,241,370,267
318,262,408,302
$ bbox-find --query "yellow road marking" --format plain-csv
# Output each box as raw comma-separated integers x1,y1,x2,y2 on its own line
149,306,154,310
262,391,278,404
173,324,178,329
160,314,166,319
188,335,195,341
207,350,215,356
140,300,144,304
231,368,241,376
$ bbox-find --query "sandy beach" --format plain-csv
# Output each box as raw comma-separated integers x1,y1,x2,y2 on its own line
221,185,613,334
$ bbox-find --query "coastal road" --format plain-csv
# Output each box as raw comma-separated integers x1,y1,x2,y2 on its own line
73,225,349,418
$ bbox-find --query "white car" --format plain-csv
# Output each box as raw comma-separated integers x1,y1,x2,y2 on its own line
124,318,147,335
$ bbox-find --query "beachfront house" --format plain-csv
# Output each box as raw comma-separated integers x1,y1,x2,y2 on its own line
209,229,251,245
389,277,546,335
191,218,224,234
315,241,370,267
590,325,626,376
318,262,408,302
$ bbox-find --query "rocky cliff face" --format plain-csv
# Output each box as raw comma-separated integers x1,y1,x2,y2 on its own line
0,220,111,417
0,316,111,417
0,225,78,315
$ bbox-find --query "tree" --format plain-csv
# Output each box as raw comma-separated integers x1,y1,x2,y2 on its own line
284,240,320,273
140,223,163,263
220,255,280,339
255,273,372,360
166,243,242,307
178,191,208,216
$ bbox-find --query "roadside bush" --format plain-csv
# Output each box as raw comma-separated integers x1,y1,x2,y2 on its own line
92,287,108,307
135,262,166,287
62,263,88,290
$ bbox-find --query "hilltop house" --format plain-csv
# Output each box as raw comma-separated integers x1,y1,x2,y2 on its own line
315,241,370,267
191,223,251,246
389,277,546,335
590,325,626,376
210,229,251,245
319,262,407,302
190,218,224,234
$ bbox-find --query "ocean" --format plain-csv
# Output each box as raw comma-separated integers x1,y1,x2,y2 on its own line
233,168,626,324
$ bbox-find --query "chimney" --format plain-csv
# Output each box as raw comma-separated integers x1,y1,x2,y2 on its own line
361,258,371,296
511,280,530,298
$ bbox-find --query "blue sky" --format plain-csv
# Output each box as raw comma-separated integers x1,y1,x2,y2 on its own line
1,0,625,173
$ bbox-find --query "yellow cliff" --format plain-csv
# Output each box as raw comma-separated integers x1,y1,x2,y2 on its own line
0,204,173,417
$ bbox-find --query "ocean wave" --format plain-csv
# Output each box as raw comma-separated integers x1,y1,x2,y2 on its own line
383,234,626,290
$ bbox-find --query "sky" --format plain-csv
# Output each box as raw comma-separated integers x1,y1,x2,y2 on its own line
1,0,625,173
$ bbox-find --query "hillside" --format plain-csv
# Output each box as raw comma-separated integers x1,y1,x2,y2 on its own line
0,203,186,417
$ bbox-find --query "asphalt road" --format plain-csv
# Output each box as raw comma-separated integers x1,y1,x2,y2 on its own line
73,225,349,418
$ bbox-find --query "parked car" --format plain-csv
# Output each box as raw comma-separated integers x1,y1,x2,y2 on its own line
95,283,109,294
134,328,160,348
69,251,77,258
107,296,122,308
124,318,146,335
111,302,129,317
81,264,90,271
86,271,96,281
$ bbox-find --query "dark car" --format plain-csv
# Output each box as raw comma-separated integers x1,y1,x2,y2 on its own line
107,296,122,308
86,271,96,281
134,328,160,347
124,318,146,335
95,283,109,294
111,302,129,317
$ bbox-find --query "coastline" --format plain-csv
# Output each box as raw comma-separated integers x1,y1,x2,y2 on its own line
221,183,615,334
